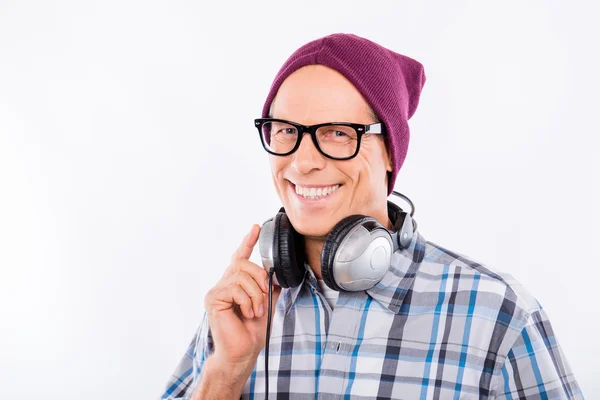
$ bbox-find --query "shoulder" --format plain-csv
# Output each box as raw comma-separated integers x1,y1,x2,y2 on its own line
411,238,583,399
419,238,541,318
419,241,541,314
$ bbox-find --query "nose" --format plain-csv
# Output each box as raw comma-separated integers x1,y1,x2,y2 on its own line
291,132,326,174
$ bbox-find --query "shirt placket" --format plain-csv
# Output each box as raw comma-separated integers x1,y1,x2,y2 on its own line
309,284,366,400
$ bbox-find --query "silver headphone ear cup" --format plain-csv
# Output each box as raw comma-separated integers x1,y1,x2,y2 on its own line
259,217,275,280
323,216,394,292
321,215,367,291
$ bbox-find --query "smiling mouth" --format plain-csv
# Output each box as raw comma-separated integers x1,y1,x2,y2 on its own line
291,182,342,200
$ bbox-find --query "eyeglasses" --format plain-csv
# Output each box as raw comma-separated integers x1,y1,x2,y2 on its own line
254,118,385,160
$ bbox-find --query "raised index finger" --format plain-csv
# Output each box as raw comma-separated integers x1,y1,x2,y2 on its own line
231,224,260,261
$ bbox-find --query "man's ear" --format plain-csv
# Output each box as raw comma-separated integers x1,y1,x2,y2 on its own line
385,143,393,173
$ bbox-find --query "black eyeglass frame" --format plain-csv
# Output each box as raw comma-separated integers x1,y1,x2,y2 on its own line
254,118,386,160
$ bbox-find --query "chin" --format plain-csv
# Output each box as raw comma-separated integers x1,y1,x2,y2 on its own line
287,213,335,239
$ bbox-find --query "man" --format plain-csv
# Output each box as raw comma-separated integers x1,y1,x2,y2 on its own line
161,33,583,399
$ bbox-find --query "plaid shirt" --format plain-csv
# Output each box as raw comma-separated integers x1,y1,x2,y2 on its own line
161,230,583,399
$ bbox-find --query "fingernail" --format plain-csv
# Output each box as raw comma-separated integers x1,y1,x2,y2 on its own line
249,309,254,318
259,304,264,317
264,279,270,291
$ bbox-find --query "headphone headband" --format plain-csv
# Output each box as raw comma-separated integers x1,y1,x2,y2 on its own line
387,192,418,251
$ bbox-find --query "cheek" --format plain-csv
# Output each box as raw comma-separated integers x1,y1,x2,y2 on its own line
353,152,387,200
353,155,374,184
269,156,283,176
269,157,288,192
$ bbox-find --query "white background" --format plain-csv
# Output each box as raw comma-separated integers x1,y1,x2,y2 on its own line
0,1,598,398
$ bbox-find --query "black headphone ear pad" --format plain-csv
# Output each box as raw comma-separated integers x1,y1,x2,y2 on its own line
273,212,306,288
321,215,373,291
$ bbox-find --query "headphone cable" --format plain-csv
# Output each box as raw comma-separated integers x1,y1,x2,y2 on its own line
264,267,275,399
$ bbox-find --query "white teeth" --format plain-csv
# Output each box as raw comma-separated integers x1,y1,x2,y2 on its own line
294,184,340,199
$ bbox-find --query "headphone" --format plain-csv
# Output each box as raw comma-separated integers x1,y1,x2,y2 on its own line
258,191,417,396
258,191,417,292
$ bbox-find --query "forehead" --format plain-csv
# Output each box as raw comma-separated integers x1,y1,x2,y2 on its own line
270,65,373,125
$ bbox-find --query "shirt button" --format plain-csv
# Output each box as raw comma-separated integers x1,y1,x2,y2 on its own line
336,343,341,353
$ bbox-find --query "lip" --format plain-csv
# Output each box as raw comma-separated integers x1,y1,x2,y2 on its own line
288,180,342,205
292,182,340,188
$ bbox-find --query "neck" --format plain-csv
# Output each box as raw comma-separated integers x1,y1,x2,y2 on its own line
305,237,325,280
304,209,393,280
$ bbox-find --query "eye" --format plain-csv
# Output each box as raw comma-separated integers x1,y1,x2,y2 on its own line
273,126,297,135
321,128,353,141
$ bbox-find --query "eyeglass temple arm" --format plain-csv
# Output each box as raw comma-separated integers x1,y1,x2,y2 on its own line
363,123,384,134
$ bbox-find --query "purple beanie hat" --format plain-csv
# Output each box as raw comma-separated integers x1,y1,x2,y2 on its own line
261,33,426,196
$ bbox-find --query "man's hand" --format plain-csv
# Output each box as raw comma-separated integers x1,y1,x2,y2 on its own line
192,224,281,399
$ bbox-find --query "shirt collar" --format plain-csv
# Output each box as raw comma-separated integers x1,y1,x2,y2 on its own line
367,230,427,313
282,229,427,315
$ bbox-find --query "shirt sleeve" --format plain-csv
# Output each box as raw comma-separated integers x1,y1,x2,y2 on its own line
494,308,584,399
159,313,213,400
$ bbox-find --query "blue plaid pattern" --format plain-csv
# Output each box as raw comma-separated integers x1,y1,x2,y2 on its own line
161,230,583,399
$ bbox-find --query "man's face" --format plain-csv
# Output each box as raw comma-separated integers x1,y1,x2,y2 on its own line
269,65,393,238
